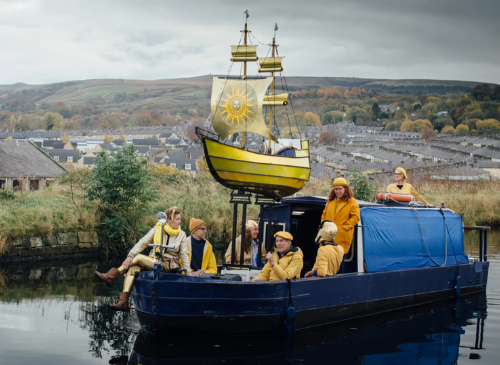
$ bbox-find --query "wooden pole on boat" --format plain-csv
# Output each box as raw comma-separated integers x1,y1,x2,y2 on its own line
268,37,275,155
241,22,248,149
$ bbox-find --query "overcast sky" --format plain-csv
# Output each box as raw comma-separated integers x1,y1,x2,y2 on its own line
1,0,499,85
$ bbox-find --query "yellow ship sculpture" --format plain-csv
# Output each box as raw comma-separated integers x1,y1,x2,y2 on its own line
197,19,310,199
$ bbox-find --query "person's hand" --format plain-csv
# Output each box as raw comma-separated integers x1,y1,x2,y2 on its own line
191,270,206,277
304,271,313,278
122,256,133,270
266,252,274,266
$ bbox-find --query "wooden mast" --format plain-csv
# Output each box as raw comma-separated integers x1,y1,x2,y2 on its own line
242,22,248,149
268,37,276,154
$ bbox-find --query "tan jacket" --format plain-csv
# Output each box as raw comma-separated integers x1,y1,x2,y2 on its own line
387,182,430,205
128,227,192,273
312,244,344,277
321,197,360,254
254,247,304,281
224,235,266,266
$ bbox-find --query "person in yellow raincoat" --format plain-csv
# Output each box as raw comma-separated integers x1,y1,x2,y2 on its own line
186,218,217,275
253,231,303,281
94,207,195,312
304,222,344,277
321,178,360,273
386,167,430,205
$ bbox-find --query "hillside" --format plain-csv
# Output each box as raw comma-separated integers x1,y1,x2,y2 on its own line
0,76,485,109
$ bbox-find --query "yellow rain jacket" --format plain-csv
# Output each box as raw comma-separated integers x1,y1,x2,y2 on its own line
254,247,304,281
186,236,218,274
312,244,345,277
321,197,360,254
387,182,430,205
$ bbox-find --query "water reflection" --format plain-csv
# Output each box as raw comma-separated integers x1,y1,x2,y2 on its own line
0,230,498,364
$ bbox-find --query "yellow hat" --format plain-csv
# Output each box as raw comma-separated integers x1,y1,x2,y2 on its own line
274,231,293,241
245,220,259,231
332,178,348,187
189,218,206,234
396,167,407,179
315,222,338,244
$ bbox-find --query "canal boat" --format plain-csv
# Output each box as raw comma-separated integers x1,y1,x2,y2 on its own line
130,197,489,334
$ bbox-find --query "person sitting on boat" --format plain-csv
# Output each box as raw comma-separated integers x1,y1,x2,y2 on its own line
304,222,344,278
253,231,303,281
321,178,360,274
224,220,266,267
386,167,430,205
186,218,217,275
94,207,194,312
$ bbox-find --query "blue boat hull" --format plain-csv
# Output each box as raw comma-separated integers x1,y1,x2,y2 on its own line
131,261,488,334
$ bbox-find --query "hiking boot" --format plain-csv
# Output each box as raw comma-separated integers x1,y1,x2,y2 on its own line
110,292,130,312
94,268,120,287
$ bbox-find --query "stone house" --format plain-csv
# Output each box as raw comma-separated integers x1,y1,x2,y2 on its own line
0,140,66,191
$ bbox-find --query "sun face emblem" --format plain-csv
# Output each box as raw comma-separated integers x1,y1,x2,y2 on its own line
217,84,257,127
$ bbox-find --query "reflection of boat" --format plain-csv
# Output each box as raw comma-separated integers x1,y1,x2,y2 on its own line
131,197,489,334
196,19,310,199
127,293,487,364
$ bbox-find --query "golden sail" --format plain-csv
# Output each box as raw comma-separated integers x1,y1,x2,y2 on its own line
196,21,311,199
211,77,278,142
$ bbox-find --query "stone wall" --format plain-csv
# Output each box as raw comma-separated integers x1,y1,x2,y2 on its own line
0,231,100,263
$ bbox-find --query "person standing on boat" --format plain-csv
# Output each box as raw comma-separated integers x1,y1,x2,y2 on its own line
224,220,266,267
321,178,360,274
94,207,194,312
387,167,430,205
253,231,303,281
186,218,218,275
304,222,344,277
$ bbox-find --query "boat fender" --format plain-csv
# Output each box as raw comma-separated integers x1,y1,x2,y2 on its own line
455,275,461,297
285,279,295,333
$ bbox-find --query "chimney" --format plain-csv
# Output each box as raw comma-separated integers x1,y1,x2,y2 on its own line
186,151,191,159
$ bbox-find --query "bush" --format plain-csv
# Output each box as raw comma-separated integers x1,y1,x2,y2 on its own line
0,189,15,201
345,171,376,201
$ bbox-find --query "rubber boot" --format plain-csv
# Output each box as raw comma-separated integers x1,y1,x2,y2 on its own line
94,268,121,287
110,292,130,312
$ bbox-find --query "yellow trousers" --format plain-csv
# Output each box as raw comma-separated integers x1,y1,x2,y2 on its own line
118,254,155,293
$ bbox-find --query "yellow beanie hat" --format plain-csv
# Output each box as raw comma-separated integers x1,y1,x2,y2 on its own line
189,218,205,234
332,178,348,187
396,167,407,179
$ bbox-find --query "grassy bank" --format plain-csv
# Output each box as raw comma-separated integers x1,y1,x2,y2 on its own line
1,174,498,255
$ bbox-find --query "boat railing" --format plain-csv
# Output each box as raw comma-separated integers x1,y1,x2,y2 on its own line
463,225,490,262
195,127,219,141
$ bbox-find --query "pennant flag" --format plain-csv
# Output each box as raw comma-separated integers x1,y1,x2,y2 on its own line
275,23,278,31
244,10,249,19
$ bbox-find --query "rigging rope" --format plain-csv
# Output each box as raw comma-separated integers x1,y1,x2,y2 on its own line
411,208,447,267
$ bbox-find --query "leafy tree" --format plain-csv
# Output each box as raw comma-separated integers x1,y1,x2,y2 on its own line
432,116,454,132
441,125,456,134
323,110,344,124
9,114,16,131
62,132,70,143
385,121,398,131
420,127,436,142
456,124,469,135
42,112,64,131
103,135,113,143
85,143,156,253
371,102,381,119
305,112,321,126
472,83,493,101
319,131,336,145
345,171,376,201
346,107,370,124
476,118,500,131
5,136,12,140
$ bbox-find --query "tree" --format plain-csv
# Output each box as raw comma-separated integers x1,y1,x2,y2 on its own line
85,144,156,253
62,132,69,143
371,103,381,119
476,118,500,131
118,128,126,140
456,124,469,135
420,127,436,142
319,131,336,145
187,121,204,142
345,171,376,201
304,112,321,126
385,121,398,131
323,111,344,125
42,112,64,131
346,107,370,124
441,125,456,134
103,135,113,143
9,114,16,131
5,136,12,140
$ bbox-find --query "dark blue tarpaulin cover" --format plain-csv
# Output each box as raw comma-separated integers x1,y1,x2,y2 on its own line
361,207,468,272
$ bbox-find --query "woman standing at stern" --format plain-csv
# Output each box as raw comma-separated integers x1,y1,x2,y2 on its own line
321,178,360,274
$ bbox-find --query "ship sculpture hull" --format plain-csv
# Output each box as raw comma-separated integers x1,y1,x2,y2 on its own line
198,130,311,199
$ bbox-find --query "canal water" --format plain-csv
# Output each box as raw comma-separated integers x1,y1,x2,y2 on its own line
0,231,498,365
